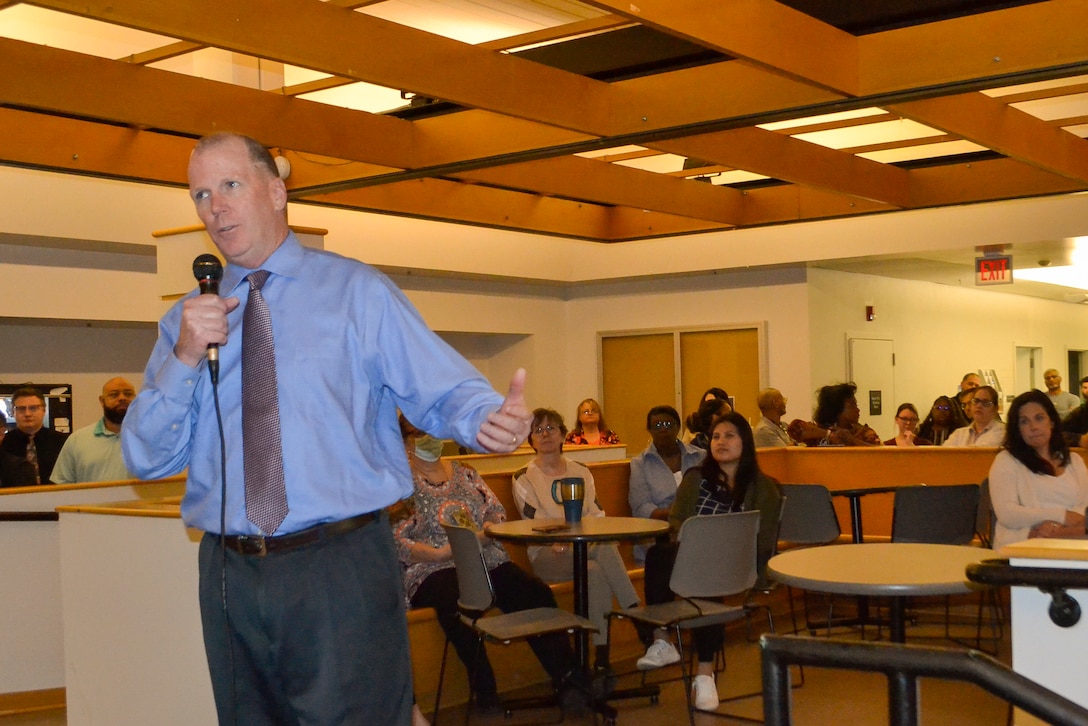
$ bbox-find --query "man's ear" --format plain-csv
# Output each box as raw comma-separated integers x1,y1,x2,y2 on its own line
270,177,288,212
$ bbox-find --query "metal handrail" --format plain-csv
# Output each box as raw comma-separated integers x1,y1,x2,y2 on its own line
761,635,1088,726
968,558,1088,628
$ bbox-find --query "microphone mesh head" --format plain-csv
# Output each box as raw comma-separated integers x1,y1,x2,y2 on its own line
192,253,223,282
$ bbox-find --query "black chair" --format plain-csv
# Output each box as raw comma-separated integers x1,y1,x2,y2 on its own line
776,484,844,637
890,483,1001,649
437,523,597,725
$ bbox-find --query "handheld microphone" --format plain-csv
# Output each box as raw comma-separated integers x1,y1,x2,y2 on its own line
192,254,224,385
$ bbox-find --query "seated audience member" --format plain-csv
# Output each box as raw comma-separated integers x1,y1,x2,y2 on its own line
951,372,982,424
392,417,579,711
687,397,732,450
1044,369,1081,420
1060,376,1088,448
989,390,1088,550
752,388,797,448
51,377,135,484
0,413,36,488
513,408,640,673
627,405,705,562
0,386,68,484
788,383,881,446
917,395,965,446
682,388,730,444
883,403,932,446
564,398,620,446
636,412,782,711
944,385,1004,447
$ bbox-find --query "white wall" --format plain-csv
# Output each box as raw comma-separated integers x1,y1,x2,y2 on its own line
807,268,1088,430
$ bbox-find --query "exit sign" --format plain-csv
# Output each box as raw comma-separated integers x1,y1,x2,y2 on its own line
976,255,1013,286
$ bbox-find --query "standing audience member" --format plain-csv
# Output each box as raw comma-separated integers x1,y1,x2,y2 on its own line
917,395,966,446
752,388,797,447
0,413,36,488
944,385,1004,447
1044,369,1081,420
565,398,620,446
0,386,68,484
1060,376,1088,448
883,403,932,446
513,408,640,674
989,390,1088,550
788,383,881,446
393,417,580,713
52,377,136,484
122,131,530,726
627,405,705,561
951,372,982,424
636,412,782,712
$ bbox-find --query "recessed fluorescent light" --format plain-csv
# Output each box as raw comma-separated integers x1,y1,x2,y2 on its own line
1014,265,1088,290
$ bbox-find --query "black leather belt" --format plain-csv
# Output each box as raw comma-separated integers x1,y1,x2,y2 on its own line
221,511,378,557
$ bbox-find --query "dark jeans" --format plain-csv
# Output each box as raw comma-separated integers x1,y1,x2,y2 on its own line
198,516,413,726
411,561,576,700
642,542,724,663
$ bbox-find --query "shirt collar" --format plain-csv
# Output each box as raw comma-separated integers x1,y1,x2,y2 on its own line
221,231,304,296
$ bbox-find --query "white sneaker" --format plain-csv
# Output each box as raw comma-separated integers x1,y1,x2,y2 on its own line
692,674,719,711
636,639,680,670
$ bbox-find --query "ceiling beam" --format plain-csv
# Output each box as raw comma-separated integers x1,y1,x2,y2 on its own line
650,126,912,207
890,92,1088,184
581,0,859,94
119,40,203,65
27,0,614,134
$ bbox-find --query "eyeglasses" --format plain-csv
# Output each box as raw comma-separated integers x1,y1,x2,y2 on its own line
579,409,598,416
14,405,42,415
532,424,559,436
972,399,995,408
896,416,919,425
934,405,951,412
651,420,676,430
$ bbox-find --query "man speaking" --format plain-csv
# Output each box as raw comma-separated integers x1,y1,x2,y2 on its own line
123,132,531,725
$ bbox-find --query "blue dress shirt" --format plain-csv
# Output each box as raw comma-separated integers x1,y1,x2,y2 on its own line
122,233,503,535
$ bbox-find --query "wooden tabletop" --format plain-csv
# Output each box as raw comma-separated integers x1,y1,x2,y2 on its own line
768,543,987,597
487,516,668,545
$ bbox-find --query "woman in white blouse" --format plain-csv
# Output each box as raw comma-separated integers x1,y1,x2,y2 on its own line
989,389,1088,550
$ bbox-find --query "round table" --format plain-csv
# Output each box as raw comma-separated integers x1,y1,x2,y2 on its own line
768,543,987,643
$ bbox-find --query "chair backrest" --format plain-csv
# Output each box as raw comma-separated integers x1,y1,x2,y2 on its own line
976,477,995,548
891,483,980,545
777,484,841,546
442,523,497,614
670,511,760,599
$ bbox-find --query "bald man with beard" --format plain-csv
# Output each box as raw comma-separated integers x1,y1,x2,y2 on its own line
51,377,135,484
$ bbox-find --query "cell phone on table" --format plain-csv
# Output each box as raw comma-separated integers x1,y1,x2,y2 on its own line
532,523,571,533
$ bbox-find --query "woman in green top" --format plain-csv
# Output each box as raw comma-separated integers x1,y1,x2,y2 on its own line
636,411,782,711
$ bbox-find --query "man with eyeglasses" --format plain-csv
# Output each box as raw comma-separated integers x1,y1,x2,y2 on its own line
0,412,36,488
752,388,798,448
51,377,135,484
0,386,68,484
943,384,1005,447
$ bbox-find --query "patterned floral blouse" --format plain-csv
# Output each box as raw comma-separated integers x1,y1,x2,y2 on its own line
564,429,621,446
393,461,509,606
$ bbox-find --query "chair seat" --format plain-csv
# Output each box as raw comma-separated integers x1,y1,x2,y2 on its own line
468,607,597,643
612,598,748,631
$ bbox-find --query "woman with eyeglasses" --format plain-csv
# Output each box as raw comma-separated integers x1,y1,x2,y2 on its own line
564,398,621,446
392,416,580,714
989,390,1088,550
883,403,932,446
512,407,641,675
917,395,966,446
943,385,1005,447
627,405,706,562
